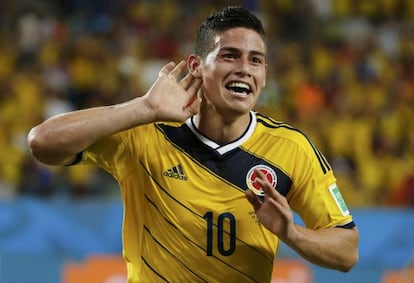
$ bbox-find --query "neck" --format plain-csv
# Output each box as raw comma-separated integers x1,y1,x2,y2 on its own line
192,111,252,145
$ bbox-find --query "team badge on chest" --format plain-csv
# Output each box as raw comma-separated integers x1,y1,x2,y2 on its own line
246,165,277,196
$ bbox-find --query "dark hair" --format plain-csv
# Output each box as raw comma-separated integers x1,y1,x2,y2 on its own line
194,6,266,58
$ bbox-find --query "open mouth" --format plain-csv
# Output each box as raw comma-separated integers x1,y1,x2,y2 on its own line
226,81,252,96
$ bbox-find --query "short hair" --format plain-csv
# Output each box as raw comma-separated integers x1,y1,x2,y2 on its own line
194,6,266,58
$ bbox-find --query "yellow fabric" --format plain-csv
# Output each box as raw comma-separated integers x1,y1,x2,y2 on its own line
81,112,354,282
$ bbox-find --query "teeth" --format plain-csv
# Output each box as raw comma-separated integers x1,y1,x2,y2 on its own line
226,82,251,93
227,82,251,90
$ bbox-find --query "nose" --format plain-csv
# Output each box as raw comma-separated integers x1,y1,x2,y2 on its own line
235,56,252,77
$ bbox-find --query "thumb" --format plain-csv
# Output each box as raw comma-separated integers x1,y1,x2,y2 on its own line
246,190,262,211
184,95,201,116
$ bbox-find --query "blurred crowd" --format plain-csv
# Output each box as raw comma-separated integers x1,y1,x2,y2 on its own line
0,0,413,206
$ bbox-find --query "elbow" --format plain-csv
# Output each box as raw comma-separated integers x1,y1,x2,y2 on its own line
339,250,359,273
27,125,82,166
27,126,47,162
27,126,61,165
339,227,360,272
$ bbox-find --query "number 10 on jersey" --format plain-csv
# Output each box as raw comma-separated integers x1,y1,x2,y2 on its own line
203,211,236,256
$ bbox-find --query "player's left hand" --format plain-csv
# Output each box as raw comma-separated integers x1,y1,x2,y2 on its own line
245,168,296,242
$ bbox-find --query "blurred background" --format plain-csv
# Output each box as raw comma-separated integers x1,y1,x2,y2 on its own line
0,0,413,282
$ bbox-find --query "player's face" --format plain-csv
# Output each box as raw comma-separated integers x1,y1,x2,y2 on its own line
198,27,267,117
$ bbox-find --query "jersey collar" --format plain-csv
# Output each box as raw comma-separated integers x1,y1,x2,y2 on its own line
185,111,257,155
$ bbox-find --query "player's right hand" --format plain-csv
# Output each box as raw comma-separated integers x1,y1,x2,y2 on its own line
142,60,202,122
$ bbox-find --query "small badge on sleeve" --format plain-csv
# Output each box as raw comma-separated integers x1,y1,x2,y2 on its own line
329,183,349,216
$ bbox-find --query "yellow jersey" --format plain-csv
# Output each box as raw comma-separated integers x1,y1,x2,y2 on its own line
79,111,355,283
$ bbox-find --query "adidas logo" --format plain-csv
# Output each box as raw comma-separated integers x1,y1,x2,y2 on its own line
163,164,187,180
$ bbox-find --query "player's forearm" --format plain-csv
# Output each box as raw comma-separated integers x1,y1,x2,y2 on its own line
284,225,359,272
28,61,201,165
27,97,155,165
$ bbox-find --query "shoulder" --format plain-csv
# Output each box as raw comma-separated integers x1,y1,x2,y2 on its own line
254,112,311,148
254,112,332,175
154,121,185,130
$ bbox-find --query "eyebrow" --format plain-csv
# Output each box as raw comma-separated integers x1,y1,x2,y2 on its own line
220,47,267,58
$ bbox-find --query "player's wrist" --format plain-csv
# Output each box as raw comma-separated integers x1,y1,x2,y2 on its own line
280,224,302,247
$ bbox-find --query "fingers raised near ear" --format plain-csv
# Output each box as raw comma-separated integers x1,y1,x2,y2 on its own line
168,60,187,79
159,62,176,77
183,79,202,108
180,72,196,90
159,60,190,82
185,76,202,92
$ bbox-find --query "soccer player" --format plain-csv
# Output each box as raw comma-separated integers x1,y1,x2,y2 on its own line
28,6,359,282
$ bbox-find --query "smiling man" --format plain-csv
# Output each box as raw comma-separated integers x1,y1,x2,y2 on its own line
28,6,359,283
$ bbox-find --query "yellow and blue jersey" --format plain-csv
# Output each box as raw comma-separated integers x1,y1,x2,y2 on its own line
78,111,355,283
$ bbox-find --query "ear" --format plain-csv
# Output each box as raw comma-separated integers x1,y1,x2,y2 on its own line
187,55,202,79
